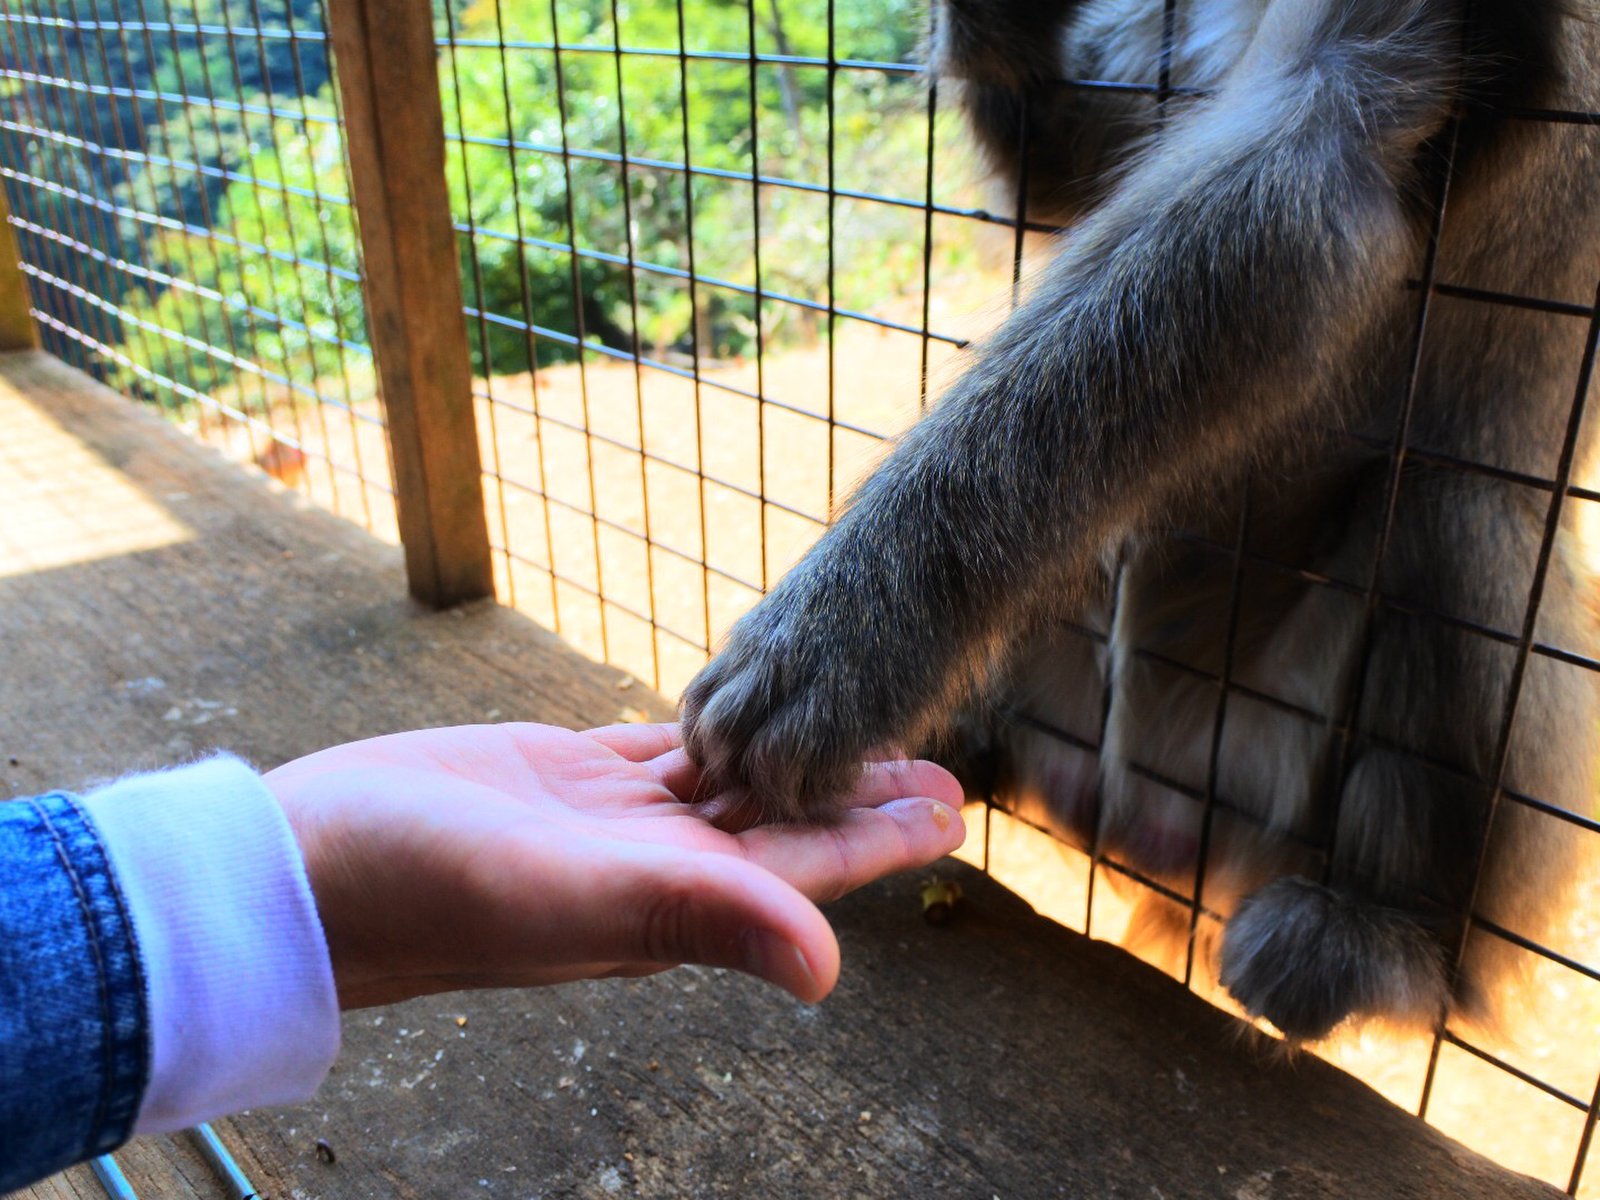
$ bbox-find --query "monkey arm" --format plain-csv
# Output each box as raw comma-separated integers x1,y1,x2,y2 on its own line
683,0,1461,819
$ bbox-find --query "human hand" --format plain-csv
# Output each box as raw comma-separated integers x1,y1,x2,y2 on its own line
263,722,965,1009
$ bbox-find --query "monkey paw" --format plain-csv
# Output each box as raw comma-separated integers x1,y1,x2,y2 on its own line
681,593,912,824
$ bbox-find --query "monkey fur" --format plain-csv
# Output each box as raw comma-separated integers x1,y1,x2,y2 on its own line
682,0,1600,1043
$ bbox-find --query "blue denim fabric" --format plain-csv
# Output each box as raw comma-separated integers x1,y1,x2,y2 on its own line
0,792,148,1192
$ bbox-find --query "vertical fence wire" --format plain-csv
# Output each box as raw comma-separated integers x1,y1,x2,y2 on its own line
675,0,713,662
432,3,958,697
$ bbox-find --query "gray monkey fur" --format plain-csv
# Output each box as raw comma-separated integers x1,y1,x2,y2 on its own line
682,0,1600,1042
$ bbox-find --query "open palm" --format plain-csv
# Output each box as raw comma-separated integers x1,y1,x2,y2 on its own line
265,721,965,1008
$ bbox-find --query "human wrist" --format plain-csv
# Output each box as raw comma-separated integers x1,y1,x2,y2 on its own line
82,755,341,1132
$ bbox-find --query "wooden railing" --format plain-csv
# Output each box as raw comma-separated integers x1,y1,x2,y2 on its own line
325,0,490,608
0,183,36,354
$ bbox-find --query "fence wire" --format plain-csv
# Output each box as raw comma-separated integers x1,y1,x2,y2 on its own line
431,0,979,695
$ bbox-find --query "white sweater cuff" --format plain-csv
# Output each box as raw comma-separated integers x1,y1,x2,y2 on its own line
81,755,340,1134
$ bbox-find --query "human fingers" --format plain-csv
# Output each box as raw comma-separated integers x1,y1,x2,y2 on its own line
736,796,967,904
645,747,706,803
585,721,681,761
841,759,964,811
669,759,963,827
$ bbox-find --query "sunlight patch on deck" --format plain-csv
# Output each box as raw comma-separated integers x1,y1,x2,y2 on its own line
0,362,192,576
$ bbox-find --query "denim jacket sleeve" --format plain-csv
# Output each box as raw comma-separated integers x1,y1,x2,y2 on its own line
1,757,340,1194
0,790,149,1192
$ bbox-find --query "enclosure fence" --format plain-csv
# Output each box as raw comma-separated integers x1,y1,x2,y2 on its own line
4,0,1600,1192
0,0,395,540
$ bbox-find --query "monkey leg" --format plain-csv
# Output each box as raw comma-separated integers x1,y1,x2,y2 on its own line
934,0,1081,90
1217,611,1502,1039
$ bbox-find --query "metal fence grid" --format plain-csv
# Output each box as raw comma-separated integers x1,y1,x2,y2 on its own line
432,0,994,695
429,3,1600,1191
4,0,1600,1192
0,0,395,539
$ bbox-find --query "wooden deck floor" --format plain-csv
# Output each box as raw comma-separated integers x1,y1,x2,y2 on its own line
0,350,1559,1199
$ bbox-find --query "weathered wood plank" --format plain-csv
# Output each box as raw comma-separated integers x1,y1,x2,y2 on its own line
0,350,1560,1199
0,187,39,352
324,0,491,608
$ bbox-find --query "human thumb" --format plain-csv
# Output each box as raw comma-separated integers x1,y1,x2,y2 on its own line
616,847,842,1002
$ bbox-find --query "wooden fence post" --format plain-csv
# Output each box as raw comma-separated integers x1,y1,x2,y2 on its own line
326,0,492,608
0,186,40,352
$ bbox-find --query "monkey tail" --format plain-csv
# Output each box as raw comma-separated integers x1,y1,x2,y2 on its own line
1218,876,1448,1043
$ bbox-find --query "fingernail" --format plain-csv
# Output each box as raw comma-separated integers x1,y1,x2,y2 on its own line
742,929,819,1000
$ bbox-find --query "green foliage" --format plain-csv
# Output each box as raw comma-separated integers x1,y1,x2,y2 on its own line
10,0,936,411
109,97,367,408
23,0,331,230
436,0,928,374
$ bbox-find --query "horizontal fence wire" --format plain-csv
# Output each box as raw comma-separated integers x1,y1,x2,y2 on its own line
0,0,395,540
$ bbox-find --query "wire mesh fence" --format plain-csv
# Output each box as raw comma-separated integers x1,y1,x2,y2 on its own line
430,0,999,694
4,0,1600,1193
0,0,395,539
